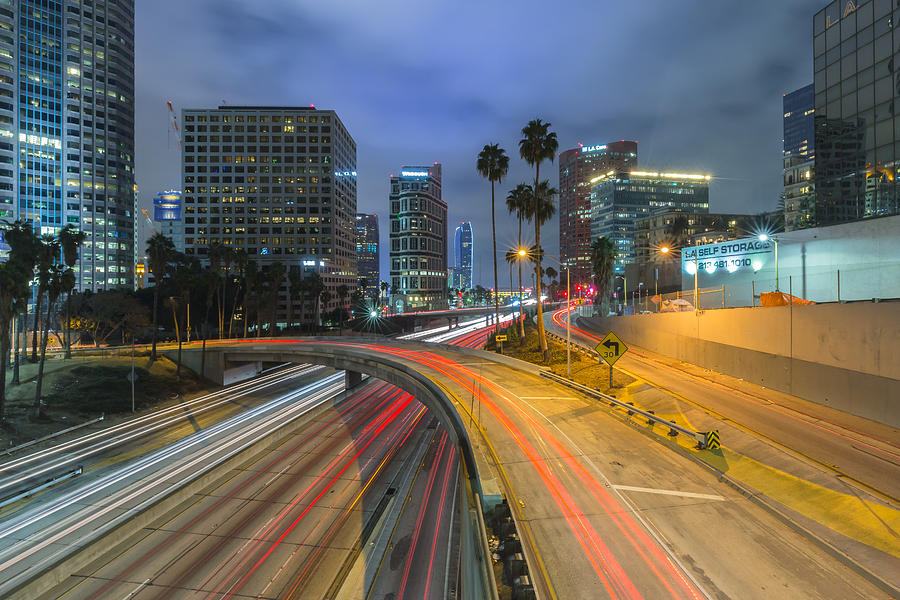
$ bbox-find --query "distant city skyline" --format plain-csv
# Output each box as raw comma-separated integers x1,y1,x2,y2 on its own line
134,1,824,288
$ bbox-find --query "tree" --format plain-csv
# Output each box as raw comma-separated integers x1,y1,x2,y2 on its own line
318,287,331,332
58,225,86,359
591,236,617,315
31,235,60,363
506,183,531,340
519,119,558,362
265,261,286,337
0,222,39,424
336,284,349,334
33,266,67,419
69,290,150,348
146,233,175,363
287,270,302,331
227,249,248,337
477,143,510,334
380,281,389,311
242,260,259,338
305,273,325,333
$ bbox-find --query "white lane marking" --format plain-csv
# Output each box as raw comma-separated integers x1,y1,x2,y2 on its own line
611,485,725,501
481,378,713,600
120,577,150,600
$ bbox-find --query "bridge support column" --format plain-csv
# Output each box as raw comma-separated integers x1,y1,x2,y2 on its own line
345,369,364,389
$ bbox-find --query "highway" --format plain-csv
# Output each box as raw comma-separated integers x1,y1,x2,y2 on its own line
0,364,329,507
549,305,900,506
182,332,890,599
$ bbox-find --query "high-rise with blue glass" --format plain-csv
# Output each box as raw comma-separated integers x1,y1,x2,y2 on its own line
453,221,472,290
0,1,136,290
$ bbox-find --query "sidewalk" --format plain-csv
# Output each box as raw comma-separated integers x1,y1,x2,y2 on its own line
545,312,900,593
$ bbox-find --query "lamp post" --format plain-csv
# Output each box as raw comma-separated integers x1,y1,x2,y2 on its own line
522,248,571,376
758,234,779,291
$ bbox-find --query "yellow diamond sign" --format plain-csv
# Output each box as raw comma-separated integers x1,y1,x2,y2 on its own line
595,332,628,366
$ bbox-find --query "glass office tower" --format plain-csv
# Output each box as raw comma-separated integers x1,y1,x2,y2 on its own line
813,0,900,225
0,1,136,289
453,221,472,290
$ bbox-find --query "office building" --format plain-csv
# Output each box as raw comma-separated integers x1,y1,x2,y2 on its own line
181,105,357,324
590,170,710,273
0,1,136,289
783,85,816,231
453,221,473,290
812,0,899,226
389,164,448,311
633,209,746,263
558,141,637,284
153,190,184,251
355,213,379,303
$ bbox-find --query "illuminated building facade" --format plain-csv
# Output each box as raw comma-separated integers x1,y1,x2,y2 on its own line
558,141,637,284
181,105,357,325
453,221,473,290
783,84,816,232
389,165,447,311
0,1,136,289
813,0,900,225
355,213,379,302
590,170,711,273
153,190,183,251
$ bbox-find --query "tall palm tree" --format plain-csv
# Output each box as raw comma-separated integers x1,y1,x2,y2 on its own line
228,249,248,337
476,143,509,333
58,225,86,358
266,261,286,336
306,272,325,333
506,183,531,339
591,236,617,315
318,287,331,332
336,284,349,334
146,233,175,363
31,234,60,362
0,221,39,423
287,270,302,331
519,119,558,362
33,266,68,419
379,281,389,311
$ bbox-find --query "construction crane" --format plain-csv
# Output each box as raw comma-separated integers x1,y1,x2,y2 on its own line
167,100,182,148
140,208,156,235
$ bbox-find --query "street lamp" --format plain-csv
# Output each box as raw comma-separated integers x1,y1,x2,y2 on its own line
524,248,572,376
758,233,779,291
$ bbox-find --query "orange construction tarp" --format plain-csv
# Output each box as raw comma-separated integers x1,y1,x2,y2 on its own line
760,291,816,307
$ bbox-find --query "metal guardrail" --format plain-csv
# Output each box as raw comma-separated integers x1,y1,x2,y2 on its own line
4,414,104,455
0,466,83,509
539,368,714,449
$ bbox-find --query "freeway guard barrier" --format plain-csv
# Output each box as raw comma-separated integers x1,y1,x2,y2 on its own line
539,369,718,450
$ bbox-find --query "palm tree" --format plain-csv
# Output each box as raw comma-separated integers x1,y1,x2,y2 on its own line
58,225,86,358
306,272,325,333
336,284,349,334
380,281,389,311
545,266,557,298
146,233,175,363
477,143,510,333
31,235,60,363
506,183,530,339
227,249,248,338
0,221,39,423
33,266,68,419
519,119,558,362
318,287,331,332
287,270,302,331
242,259,259,338
591,236,617,315
265,261,286,336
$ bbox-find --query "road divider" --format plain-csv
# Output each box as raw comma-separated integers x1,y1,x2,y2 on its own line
538,369,718,450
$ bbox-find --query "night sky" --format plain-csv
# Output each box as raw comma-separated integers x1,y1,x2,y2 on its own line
135,0,823,287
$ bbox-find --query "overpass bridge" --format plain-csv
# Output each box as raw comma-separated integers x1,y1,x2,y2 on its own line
168,337,881,600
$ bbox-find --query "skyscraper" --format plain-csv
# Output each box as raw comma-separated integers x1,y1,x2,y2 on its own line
153,190,183,251
355,213,379,303
590,170,710,273
783,85,816,231
181,105,357,325
812,0,899,225
558,141,637,284
0,1,136,289
389,164,447,312
453,221,473,290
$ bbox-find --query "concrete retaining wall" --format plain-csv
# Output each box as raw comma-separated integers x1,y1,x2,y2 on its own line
580,302,900,427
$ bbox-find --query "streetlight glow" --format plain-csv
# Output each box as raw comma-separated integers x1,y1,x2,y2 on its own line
660,246,670,254
758,233,769,242
518,248,527,257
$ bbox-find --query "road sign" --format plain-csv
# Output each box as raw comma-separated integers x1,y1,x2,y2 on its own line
595,332,628,366
705,430,721,450
496,335,508,342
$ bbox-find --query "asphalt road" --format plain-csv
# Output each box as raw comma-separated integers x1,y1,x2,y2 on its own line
200,334,891,599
